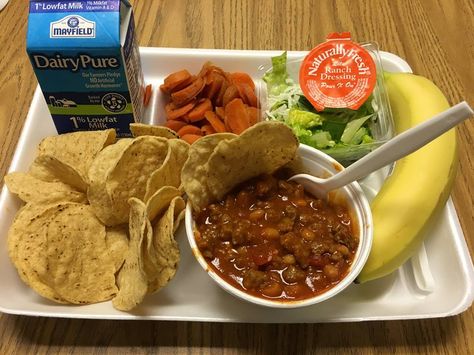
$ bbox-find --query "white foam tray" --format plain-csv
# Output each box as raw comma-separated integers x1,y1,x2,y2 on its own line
0,48,472,322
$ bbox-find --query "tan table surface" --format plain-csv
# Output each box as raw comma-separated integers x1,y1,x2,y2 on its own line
1,0,473,353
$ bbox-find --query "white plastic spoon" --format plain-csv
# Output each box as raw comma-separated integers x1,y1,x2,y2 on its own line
289,101,474,199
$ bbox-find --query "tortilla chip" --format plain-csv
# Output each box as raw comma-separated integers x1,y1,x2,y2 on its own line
130,123,178,139
87,139,134,226
144,139,189,201
106,225,129,272
29,155,88,192
141,203,163,282
181,133,237,211
283,154,306,175
146,186,182,222
42,204,117,304
147,196,185,294
37,129,116,179
29,157,60,183
5,172,87,204
112,198,149,311
174,208,186,233
206,121,298,201
106,136,170,225
8,203,70,303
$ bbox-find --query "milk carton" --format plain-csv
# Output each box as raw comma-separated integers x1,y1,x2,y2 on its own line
27,0,144,137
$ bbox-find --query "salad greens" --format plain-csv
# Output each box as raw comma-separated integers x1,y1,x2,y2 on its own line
262,51,290,96
263,52,377,155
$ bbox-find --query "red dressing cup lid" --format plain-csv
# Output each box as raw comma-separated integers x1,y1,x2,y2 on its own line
299,32,376,111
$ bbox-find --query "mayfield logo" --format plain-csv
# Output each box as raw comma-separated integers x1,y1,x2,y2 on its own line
50,15,96,38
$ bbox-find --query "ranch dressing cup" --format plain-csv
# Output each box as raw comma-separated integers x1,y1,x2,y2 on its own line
26,0,144,137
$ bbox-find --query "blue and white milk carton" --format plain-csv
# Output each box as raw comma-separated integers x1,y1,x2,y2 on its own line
27,0,144,137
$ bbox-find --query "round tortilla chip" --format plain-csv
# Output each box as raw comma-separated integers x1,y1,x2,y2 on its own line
106,136,170,225
37,129,116,179
43,204,118,304
8,203,78,304
130,123,179,139
143,186,181,292
87,139,134,226
5,172,87,204
146,186,182,222
106,225,129,272
144,139,189,201
29,155,88,192
181,133,237,211
206,121,298,201
147,196,185,294
173,206,186,233
112,198,149,311
169,138,189,172
29,157,60,183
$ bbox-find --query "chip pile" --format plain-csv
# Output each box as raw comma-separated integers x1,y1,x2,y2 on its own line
5,123,188,311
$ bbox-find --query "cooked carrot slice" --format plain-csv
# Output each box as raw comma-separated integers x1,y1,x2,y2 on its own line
247,106,260,126
230,72,256,90
224,98,250,134
177,125,203,137
215,77,230,107
204,111,226,133
170,75,196,94
171,77,205,106
163,70,191,85
205,72,225,102
243,84,259,108
144,84,152,106
224,72,234,83
181,134,202,144
198,62,226,78
160,70,192,94
235,82,259,108
165,100,196,120
201,124,217,136
165,120,188,132
223,85,241,106
187,99,213,122
197,62,214,78
215,106,225,120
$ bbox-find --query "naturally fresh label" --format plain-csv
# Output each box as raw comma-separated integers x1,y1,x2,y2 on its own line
299,32,376,111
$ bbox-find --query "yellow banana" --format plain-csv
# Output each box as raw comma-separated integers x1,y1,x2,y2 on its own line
356,72,458,283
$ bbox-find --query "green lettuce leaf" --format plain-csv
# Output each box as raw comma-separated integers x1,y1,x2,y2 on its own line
340,114,373,144
263,52,289,95
307,131,335,149
286,108,323,129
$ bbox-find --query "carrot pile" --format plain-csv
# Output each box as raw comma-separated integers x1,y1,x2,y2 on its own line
160,62,260,144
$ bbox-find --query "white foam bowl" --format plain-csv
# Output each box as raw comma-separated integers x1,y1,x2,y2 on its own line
185,144,373,308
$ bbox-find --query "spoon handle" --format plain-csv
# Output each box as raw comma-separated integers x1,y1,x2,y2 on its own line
323,101,473,191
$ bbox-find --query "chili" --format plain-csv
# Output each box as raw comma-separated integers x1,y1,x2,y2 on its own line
194,173,358,300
